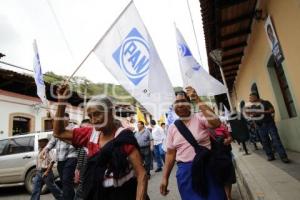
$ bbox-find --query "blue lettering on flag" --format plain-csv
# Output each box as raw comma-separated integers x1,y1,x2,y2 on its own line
178,43,192,57
192,63,201,71
34,53,45,85
113,28,150,85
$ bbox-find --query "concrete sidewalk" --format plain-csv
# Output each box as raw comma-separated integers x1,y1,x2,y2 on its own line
232,143,300,200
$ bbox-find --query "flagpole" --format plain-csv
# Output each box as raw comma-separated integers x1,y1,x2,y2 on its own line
173,23,186,88
186,0,202,64
66,0,134,82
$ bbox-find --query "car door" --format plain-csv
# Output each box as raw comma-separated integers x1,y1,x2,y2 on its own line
0,136,35,184
0,139,9,183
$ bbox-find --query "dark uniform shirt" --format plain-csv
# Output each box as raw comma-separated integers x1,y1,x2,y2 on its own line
251,100,274,125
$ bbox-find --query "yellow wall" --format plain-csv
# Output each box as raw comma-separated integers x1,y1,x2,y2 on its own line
233,0,300,151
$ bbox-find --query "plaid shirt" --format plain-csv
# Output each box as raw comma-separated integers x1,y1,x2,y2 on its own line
46,137,77,162
36,148,56,170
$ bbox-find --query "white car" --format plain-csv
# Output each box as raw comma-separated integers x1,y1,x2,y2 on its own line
0,132,59,193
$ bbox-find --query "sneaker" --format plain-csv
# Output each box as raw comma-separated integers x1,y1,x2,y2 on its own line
281,157,290,163
267,156,275,161
155,168,162,172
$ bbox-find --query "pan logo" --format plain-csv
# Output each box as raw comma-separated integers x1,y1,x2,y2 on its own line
178,43,192,57
192,63,201,71
34,53,45,85
113,28,150,85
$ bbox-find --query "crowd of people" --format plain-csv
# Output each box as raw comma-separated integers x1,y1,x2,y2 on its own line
30,84,290,200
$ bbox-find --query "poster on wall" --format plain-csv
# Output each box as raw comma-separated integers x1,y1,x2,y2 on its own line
264,15,284,64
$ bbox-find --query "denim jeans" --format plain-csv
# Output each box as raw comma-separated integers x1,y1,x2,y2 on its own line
57,158,77,200
258,121,288,159
154,143,165,169
31,170,63,200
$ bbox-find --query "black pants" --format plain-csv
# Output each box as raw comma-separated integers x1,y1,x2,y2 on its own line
103,178,150,200
57,158,77,200
140,147,152,175
257,122,287,159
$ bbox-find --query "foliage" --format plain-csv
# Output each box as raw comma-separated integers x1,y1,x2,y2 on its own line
43,72,215,104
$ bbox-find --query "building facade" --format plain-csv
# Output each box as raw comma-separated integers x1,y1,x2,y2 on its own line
0,68,152,139
0,89,83,139
0,68,85,139
200,0,300,152
234,0,300,152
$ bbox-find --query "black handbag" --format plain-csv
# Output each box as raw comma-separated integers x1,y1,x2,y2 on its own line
207,128,233,185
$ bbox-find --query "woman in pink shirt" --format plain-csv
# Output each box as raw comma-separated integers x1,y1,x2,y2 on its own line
160,87,226,200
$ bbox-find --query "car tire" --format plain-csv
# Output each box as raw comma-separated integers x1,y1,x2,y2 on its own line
25,168,48,194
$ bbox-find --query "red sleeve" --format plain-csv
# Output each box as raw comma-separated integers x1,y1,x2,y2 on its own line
72,127,93,148
222,124,231,138
122,144,135,155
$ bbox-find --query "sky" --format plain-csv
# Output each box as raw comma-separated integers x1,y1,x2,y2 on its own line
0,0,208,87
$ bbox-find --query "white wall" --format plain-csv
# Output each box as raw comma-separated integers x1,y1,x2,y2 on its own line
0,92,83,139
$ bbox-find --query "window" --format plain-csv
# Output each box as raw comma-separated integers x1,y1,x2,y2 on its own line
7,136,34,155
268,56,297,118
44,119,53,131
0,140,8,155
12,116,31,135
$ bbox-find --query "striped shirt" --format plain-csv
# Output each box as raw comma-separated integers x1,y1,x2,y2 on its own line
76,148,87,170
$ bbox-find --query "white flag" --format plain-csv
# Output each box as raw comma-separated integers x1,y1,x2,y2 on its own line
33,40,48,105
175,28,227,96
93,1,174,119
166,105,178,126
221,105,230,121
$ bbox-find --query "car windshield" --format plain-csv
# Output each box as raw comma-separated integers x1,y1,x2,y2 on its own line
0,140,8,155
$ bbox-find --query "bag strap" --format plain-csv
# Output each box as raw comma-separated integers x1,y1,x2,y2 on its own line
174,120,200,151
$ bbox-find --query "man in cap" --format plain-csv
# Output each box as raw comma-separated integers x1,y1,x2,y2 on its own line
31,133,63,200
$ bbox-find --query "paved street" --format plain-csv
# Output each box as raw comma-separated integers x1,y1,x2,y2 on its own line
0,166,242,200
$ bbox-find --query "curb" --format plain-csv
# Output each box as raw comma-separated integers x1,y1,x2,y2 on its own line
232,144,300,200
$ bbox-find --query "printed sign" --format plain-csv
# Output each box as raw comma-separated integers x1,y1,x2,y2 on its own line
264,16,284,64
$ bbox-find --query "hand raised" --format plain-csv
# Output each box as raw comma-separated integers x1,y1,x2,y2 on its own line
185,86,198,101
56,83,70,101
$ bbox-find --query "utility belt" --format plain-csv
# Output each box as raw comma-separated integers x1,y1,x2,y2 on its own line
176,161,192,165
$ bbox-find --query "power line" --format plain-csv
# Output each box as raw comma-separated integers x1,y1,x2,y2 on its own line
186,0,203,65
0,60,69,82
45,0,76,61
